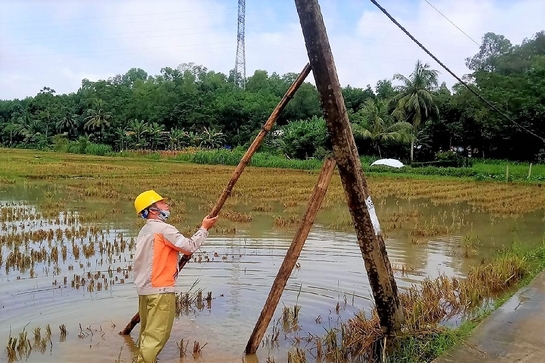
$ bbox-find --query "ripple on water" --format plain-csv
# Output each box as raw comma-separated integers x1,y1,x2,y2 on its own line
1,195,545,362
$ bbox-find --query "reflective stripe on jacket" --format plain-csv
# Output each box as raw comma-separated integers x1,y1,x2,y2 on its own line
133,219,209,295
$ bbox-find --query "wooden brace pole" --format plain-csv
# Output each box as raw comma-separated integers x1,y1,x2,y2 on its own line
207,63,311,219
120,63,311,336
245,157,336,354
177,62,312,271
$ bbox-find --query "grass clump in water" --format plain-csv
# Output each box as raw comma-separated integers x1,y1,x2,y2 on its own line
312,248,532,362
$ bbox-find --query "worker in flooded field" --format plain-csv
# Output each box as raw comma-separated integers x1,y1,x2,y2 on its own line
133,190,218,363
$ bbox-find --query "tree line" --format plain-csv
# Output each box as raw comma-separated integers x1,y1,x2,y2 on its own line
0,31,544,163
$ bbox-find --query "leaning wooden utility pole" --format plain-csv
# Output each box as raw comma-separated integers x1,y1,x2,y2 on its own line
245,157,336,354
293,0,403,336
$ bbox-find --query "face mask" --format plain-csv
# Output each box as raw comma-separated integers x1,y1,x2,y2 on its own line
150,208,170,221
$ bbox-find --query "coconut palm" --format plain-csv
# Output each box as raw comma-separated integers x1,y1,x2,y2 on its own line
83,99,112,140
56,107,78,138
4,122,23,146
38,109,56,140
392,60,439,162
17,114,42,145
352,99,414,158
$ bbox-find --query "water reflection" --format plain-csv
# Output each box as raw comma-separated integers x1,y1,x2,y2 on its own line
0,185,544,363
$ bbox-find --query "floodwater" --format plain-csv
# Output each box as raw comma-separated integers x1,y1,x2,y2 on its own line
0,184,544,363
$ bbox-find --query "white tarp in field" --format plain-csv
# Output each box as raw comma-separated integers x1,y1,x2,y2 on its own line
370,158,404,168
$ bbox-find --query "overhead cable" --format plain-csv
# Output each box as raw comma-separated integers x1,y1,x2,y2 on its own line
423,0,480,46
369,0,545,143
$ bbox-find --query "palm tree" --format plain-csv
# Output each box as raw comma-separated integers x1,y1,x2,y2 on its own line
127,119,149,149
352,99,414,157
38,109,56,140
4,122,23,146
392,60,439,162
56,107,78,138
84,99,112,141
17,114,42,145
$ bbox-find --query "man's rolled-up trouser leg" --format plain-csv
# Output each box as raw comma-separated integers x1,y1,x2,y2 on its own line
137,293,176,363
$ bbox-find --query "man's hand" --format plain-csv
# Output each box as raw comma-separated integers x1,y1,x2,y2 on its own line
201,215,219,231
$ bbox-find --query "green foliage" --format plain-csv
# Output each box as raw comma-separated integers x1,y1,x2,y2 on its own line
51,134,70,152
352,98,414,157
190,149,322,170
280,116,329,159
472,161,545,181
62,136,111,156
199,127,226,149
392,60,440,162
427,150,472,167
192,149,244,165
1,31,545,163
67,136,90,154
387,323,476,363
84,143,112,156
169,150,543,181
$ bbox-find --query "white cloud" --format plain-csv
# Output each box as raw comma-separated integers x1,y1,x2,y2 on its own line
100,0,236,76
328,0,544,90
0,0,543,100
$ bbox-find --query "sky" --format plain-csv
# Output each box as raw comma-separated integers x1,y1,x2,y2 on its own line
1,0,544,100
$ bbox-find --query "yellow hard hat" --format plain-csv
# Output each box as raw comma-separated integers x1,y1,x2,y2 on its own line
134,190,164,215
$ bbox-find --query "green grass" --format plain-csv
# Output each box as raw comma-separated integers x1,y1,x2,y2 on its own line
184,149,545,182
185,149,545,182
189,149,323,170
2,146,545,182
473,161,545,181
387,322,477,363
390,241,545,363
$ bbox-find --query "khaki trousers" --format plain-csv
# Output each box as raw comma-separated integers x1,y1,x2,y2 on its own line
137,293,176,363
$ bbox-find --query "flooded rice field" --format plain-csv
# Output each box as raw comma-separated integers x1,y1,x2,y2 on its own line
1,181,544,363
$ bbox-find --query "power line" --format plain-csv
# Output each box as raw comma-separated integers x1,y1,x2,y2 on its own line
369,0,545,143
423,0,480,46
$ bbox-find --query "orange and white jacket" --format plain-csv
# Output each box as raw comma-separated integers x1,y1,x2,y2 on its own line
133,219,209,296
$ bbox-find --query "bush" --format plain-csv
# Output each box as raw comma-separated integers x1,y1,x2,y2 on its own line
280,116,329,159
193,149,243,165
52,135,70,152
64,137,111,156
143,152,161,160
190,149,322,170
84,143,112,156
433,150,470,167
67,136,90,154
536,149,545,164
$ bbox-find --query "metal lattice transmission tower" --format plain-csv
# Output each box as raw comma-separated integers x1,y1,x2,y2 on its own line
234,0,246,89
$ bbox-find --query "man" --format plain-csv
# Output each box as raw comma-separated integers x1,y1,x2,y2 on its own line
133,190,218,363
